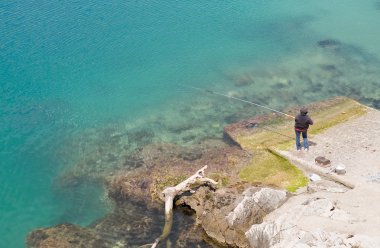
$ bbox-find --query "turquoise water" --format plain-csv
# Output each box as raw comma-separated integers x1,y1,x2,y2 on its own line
1,1,380,247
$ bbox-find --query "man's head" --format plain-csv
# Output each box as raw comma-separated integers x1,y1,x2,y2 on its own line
300,107,308,115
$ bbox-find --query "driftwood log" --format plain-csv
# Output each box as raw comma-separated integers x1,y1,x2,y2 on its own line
142,165,217,248
275,149,355,189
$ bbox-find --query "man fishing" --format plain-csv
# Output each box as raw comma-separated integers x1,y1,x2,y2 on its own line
182,85,315,151
294,107,314,151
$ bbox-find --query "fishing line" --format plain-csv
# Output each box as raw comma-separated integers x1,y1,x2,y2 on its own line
246,122,294,139
180,84,295,119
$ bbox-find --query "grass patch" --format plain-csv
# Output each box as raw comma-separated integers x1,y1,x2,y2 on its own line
150,174,188,199
309,99,367,135
239,149,308,192
210,173,230,187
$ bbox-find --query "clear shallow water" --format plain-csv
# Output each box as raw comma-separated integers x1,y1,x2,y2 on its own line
1,1,380,247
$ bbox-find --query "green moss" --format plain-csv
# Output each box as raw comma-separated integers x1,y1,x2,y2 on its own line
239,149,307,192
310,102,367,135
210,173,230,187
259,116,287,126
205,192,213,200
151,174,188,198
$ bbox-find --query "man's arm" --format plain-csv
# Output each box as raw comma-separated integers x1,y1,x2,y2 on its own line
308,117,314,125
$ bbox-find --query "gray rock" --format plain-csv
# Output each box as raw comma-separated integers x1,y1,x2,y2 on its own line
227,188,287,230
245,197,358,248
178,187,287,248
307,180,348,193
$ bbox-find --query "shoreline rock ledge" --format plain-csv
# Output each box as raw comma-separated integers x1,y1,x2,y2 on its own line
27,98,380,248
177,186,288,247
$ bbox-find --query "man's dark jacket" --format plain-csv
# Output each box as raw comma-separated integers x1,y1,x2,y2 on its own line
295,110,313,131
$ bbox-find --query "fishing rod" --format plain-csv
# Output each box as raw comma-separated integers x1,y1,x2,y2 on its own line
181,84,298,141
248,122,317,145
181,84,318,146
180,85,295,119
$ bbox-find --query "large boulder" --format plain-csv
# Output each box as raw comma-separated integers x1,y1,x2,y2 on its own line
226,188,287,230
178,187,288,247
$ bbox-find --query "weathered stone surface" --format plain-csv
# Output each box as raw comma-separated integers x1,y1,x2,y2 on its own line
226,188,287,230
223,114,282,146
307,180,348,193
177,186,287,248
175,225,212,248
245,197,372,248
177,186,240,245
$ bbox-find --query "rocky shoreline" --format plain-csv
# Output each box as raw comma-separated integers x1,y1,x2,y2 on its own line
28,138,254,248
27,96,380,248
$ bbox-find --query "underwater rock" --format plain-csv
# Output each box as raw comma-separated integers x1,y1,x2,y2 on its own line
319,64,337,71
373,99,380,109
375,1,380,10
91,204,162,247
27,202,166,248
127,128,155,146
177,149,203,161
27,223,111,248
223,113,285,145
181,134,197,143
55,124,159,189
234,73,255,87
317,39,342,49
224,113,242,124
166,121,195,133
361,97,380,109
223,71,254,87
107,139,251,205
122,150,144,169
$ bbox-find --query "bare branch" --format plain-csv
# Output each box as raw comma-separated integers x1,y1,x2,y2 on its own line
142,165,217,248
